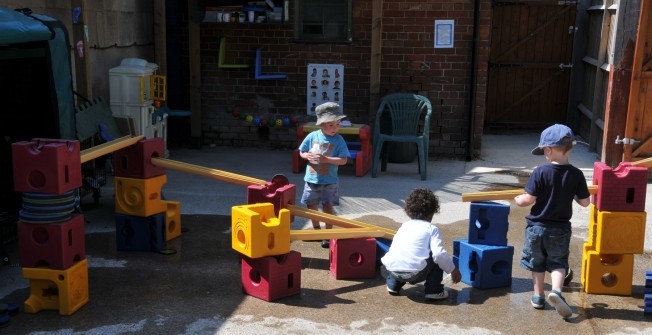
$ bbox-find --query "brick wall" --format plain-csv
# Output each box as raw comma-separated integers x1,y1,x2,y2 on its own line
192,0,490,158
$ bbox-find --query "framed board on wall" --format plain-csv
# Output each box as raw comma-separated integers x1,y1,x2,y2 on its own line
306,63,343,115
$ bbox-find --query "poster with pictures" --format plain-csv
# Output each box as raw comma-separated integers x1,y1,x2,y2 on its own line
307,64,343,116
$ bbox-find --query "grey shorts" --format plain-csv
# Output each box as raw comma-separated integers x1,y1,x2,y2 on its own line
300,182,340,206
519,225,571,273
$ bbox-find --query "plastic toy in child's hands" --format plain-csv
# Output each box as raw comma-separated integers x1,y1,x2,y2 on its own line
309,143,321,164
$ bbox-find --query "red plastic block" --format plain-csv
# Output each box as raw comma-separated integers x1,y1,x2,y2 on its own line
246,182,296,216
18,214,86,270
12,139,82,194
241,251,301,302
329,238,376,279
113,138,165,179
592,162,648,212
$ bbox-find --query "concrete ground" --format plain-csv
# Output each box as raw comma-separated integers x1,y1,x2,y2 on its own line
1,132,652,335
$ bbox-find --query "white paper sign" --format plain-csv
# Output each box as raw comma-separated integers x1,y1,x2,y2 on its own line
307,64,343,115
434,20,454,48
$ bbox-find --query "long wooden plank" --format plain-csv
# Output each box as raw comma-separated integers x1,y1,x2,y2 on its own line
290,228,386,241
461,185,598,202
80,135,144,163
151,157,266,186
287,204,395,239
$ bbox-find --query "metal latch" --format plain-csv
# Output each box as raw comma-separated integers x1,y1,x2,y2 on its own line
615,135,640,145
559,63,573,70
568,26,578,34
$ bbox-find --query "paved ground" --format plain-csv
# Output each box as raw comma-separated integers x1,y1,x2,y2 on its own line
1,132,652,334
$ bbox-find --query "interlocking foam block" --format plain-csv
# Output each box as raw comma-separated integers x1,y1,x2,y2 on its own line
376,238,392,265
592,162,648,212
18,214,85,270
12,139,82,194
241,251,301,302
329,238,376,279
456,238,513,289
581,246,634,295
231,203,291,259
162,200,181,241
587,204,646,254
113,137,166,179
468,201,509,246
246,182,296,217
114,175,167,217
22,259,89,315
115,212,166,252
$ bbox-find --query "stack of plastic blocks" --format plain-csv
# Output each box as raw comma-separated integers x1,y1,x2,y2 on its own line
113,137,181,251
11,138,89,315
231,203,300,302
454,201,514,289
581,162,647,295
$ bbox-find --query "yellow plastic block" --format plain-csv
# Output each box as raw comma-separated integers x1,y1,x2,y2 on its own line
163,200,181,241
22,259,89,315
114,175,167,217
581,249,634,295
231,203,290,258
587,204,646,254
580,243,593,288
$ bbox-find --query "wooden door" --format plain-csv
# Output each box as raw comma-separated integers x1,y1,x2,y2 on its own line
485,1,577,128
623,0,652,162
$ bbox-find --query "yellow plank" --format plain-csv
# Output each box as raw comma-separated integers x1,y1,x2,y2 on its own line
287,204,395,239
461,185,598,202
290,228,386,241
80,135,144,163
151,157,266,186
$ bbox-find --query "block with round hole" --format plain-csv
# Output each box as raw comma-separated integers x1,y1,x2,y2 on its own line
329,237,376,279
456,238,513,289
114,175,167,217
12,139,82,194
581,248,634,295
162,200,181,241
22,259,89,315
241,251,301,302
231,203,290,259
18,214,85,270
468,201,509,246
113,137,166,179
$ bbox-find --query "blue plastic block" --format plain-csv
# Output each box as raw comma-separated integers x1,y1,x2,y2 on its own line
645,305,652,316
115,212,166,252
457,239,514,289
468,201,510,246
644,295,652,305
375,238,392,265
453,239,462,257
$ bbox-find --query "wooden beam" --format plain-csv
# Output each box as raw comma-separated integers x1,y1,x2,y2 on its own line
461,185,599,202
80,135,144,163
287,204,395,239
290,228,386,241
151,158,267,186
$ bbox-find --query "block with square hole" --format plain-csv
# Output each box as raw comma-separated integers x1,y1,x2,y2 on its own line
581,248,634,295
592,162,648,212
329,237,376,279
456,238,513,289
18,214,85,270
11,139,81,194
113,137,166,179
231,203,291,259
241,251,301,302
586,204,646,254
246,178,296,217
468,201,509,246
162,200,181,241
22,259,88,315
114,175,167,217
115,212,166,252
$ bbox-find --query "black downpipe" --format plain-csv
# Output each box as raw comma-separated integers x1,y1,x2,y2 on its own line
467,0,482,161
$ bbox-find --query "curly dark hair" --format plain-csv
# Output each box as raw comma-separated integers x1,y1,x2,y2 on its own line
404,188,440,221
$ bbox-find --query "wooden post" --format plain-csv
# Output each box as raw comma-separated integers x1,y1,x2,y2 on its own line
153,0,167,77
71,0,92,101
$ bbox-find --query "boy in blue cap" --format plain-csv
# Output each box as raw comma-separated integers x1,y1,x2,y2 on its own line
514,124,590,318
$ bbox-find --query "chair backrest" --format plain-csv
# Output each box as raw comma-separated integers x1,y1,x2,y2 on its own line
374,93,432,137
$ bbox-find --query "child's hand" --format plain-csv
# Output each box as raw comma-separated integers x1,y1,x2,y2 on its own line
450,268,462,284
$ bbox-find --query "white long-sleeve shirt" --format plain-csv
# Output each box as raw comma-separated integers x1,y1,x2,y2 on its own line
381,219,456,274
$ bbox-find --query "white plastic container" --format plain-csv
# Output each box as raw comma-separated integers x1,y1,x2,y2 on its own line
109,58,158,105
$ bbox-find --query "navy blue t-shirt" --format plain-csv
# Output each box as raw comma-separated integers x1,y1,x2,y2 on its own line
524,163,590,227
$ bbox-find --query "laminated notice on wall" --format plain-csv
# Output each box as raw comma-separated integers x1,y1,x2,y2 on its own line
306,64,343,115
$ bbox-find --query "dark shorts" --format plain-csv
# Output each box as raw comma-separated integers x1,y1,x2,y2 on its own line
300,182,340,206
519,225,571,273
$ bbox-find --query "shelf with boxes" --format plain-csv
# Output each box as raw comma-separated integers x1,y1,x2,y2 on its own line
201,0,289,24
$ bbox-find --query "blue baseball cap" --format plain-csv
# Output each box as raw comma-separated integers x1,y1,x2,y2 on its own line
531,124,576,155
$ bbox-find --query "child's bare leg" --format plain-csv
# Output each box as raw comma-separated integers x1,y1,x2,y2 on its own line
308,203,321,229
322,204,334,229
532,272,545,297
550,268,566,292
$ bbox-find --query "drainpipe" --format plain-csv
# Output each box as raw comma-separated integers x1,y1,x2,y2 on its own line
467,0,481,161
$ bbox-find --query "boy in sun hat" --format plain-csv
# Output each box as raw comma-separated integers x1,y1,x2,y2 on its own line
298,102,351,248
514,124,591,318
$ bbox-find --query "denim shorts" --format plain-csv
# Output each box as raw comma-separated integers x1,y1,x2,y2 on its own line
300,182,340,206
520,225,571,273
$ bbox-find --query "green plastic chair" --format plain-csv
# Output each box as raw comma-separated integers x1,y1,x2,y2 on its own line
371,93,432,180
